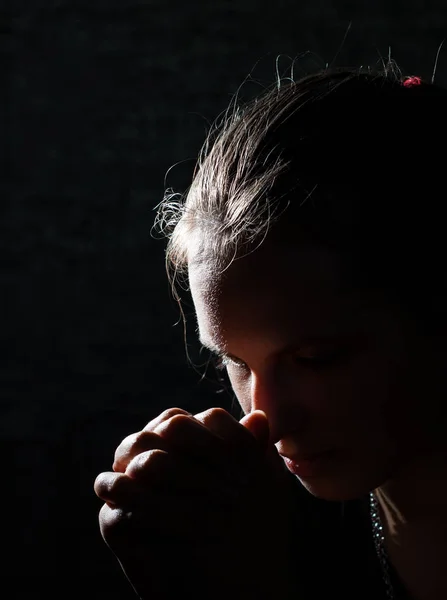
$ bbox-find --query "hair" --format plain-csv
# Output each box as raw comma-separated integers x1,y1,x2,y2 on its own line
154,60,447,335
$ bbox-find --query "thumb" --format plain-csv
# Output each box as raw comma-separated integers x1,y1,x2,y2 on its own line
239,410,270,453
240,412,293,485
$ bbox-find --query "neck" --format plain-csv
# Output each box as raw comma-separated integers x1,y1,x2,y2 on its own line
375,448,447,533
373,448,447,600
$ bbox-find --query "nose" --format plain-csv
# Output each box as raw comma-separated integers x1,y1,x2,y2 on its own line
250,369,308,445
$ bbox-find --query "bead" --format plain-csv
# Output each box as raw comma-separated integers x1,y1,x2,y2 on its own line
369,492,394,599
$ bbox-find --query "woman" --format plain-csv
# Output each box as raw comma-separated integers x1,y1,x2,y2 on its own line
94,64,447,600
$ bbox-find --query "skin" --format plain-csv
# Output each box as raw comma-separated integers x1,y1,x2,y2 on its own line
188,234,447,600
95,406,302,599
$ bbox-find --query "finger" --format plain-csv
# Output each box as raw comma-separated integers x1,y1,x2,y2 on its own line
238,410,270,450
194,408,267,464
98,495,235,546
113,430,170,473
95,466,237,512
142,407,192,432
94,471,145,505
196,409,291,485
125,448,229,494
152,412,268,489
152,413,234,471
123,408,257,473
113,408,191,472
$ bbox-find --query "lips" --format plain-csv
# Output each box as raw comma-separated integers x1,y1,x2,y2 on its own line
279,449,337,477
279,449,332,462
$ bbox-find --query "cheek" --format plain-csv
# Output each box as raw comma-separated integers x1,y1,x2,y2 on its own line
225,361,372,426
226,368,252,414
325,353,415,450
293,355,406,439
225,352,411,445
226,360,376,416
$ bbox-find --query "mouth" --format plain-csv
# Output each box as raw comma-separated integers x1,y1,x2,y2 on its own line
280,449,337,477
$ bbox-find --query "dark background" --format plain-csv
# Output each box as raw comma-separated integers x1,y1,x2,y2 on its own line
6,2,447,598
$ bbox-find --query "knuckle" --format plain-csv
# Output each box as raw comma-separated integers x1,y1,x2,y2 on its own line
114,431,140,458
113,431,158,470
109,473,132,497
98,504,132,545
167,413,195,431
133,430,158,450
123,430,157,456
127,448,167,478
158,414,205,439
196,407,233,428
121,431,141,448
158,407,191,422
202,407,231,421
142,407,192,433
93,472,107,497
162,406,190,418
95,472,130,501
94,472,119,499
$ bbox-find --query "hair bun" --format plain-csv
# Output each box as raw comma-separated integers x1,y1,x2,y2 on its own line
402,75,423,87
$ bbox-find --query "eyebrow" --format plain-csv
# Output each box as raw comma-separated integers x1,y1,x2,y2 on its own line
198,333,351,360
199,336,227,356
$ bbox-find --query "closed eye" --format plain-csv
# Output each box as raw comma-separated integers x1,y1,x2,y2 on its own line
212,351,343,371
294,350,345,369
212,353,246,371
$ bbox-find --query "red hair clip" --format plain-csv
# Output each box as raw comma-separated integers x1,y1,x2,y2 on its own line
402,76,422,87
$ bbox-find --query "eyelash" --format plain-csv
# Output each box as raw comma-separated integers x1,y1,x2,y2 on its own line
213,355,243,371
212,352,341,371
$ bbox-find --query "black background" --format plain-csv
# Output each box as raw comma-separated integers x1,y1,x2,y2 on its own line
6,2,447,598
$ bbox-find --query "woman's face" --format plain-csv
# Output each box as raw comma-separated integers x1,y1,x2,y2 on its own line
188,236,445,501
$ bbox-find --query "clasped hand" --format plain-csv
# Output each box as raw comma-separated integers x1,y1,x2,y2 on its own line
94,407,300,600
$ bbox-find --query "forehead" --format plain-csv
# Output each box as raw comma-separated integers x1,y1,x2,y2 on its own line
188,239,358,348
189,238,343,299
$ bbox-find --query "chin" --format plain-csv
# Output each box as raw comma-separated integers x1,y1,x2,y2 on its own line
297,477,372,502
293,456,398,503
